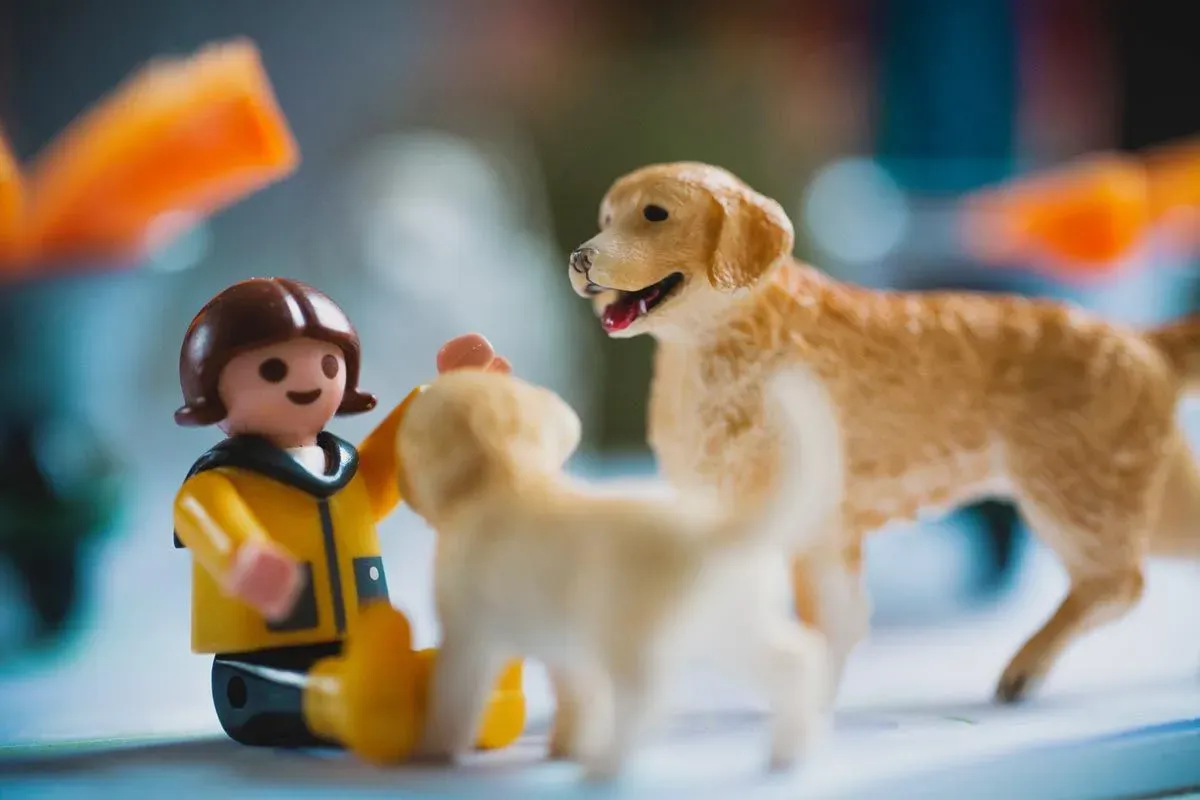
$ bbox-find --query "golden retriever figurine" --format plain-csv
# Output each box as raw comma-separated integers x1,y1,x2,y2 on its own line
398,367,842,779
567,161,1200,704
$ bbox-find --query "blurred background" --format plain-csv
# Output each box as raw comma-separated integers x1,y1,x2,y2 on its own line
1,0,1198,752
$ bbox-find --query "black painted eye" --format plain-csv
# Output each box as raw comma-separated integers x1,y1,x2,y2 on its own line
259,357,288,383
322,354,340,379
643,205,669,222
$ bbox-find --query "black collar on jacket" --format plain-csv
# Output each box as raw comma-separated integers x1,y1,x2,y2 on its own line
173,432,359,549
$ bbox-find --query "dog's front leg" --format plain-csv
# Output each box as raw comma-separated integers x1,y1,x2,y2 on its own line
756,620,830,770
416,635,501,763
582,653,659,782
548,663,611,761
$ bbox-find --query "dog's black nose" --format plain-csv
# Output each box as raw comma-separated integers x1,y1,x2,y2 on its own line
569,247,594,274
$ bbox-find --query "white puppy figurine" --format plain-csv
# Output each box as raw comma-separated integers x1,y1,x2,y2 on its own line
397,366,843,780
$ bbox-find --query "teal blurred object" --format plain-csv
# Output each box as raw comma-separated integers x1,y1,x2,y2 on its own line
875,0,1017,194
0,272,128,662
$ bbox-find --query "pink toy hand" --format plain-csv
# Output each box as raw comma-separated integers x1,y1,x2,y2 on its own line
225,539,306,622
436,333,512,374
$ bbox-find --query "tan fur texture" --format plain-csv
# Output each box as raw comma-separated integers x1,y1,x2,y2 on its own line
568,161,1200,704
398,368,842,779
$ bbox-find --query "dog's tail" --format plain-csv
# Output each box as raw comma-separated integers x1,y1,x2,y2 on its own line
1147,315,1200,392
715,366,844,553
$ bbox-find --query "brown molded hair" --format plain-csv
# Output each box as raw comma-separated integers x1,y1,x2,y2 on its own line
174,278,377,427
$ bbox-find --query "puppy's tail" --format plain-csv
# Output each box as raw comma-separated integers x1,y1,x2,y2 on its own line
1148,314,1200,392
716,366,844,553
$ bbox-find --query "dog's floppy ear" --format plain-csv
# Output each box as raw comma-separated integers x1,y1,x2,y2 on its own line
418,455,489,523
396,386,493,524
707,186,794,291
538,388,582,469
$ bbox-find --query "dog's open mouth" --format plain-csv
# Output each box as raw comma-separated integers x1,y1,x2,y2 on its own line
599,273,684,333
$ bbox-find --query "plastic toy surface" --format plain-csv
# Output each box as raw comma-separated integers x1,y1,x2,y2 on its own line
395,367,841,780
567,161,1200,709
0,37,297,662
172,278,523,764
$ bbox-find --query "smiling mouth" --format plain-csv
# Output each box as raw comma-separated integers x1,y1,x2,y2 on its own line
597,272,684,333
287,389,323,406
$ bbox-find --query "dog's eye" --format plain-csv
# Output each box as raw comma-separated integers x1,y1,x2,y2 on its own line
643,205,669,223
601,213,612,229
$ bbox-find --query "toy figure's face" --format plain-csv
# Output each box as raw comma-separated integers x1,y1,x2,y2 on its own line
217,337,347,447
567,163,793,340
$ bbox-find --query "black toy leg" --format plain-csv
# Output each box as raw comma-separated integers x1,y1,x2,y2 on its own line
212,642,342,748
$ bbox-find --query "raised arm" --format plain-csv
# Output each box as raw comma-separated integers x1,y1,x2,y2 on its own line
357,385,425,523
357,333,511,523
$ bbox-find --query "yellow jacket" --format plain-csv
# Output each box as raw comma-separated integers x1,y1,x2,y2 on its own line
173,388,423,654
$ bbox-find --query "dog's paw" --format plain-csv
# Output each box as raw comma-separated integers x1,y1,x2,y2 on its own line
408,749,456,766
547,736,575,762
994,669,1034,704
408,736,459,766
768,712,826,772
768,749,800,773
580,751,625,784
550,725,598,762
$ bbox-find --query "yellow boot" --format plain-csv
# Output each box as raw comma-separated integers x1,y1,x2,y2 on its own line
302,603,421,765
414,649,526,750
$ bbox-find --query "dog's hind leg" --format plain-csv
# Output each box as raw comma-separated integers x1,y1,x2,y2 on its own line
997,490,1154,702
996,563,1145,703
1151,432,1200,559
995,401,1171,704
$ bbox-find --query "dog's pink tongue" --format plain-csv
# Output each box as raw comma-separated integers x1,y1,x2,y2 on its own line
602,298,639,332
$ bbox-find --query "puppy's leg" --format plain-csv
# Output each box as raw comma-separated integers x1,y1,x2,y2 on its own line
418,633,502,761
582,651,660,782
548,666,583,761
792,545,869,705
755,619,830,771
548,663,610,761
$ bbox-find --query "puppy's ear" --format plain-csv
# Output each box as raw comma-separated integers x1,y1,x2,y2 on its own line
396,388,492,524
541,389,582,468
426,457,489,522
708,187,794,291
403,435,491,524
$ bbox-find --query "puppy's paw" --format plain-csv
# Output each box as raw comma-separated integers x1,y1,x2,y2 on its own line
409,733,460,766
768,750,798,773
581,750,625,784
768,711,826,773
547,733,576,762
549,722,598,762
408,747,456,766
